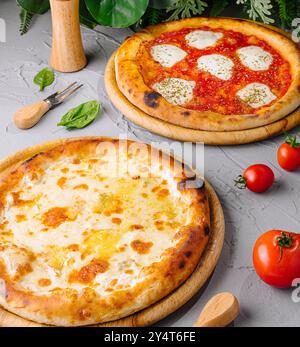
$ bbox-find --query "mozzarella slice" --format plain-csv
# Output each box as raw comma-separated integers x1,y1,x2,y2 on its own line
236,83,277,108
185,30,223,49
237,46,273,71
150,44,187,68
153,78,196,105
197,54,234,80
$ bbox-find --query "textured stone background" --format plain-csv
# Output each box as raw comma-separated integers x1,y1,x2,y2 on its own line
0,0,299,327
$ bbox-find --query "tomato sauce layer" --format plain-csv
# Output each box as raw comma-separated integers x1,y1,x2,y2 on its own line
137,27,291,115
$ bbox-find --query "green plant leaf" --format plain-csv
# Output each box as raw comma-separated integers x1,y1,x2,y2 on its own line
33,68,54,91
140,7,166,27
166,0,208,21
85,0,149,28
79,1,98,29
16,0,50,15
210,0,229,17
19,8,34,35
57,100,100,129
149,0,176,9
275,0,290,28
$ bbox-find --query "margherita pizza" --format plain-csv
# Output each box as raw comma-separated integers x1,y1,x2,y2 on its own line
115,18,300,131
0,138,209,326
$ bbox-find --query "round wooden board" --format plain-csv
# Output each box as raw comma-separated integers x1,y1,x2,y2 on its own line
0,137,224,327
105,53,300,145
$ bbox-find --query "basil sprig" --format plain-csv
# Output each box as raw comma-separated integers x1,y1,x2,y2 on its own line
57,100,100,130
33,68,54,91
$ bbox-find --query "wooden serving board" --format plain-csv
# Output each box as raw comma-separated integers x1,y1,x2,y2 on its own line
0,137,224,327
105,54,300,145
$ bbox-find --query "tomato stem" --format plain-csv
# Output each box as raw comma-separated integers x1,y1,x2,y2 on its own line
284,132,300,148
234,175,247,189
277,232,293,262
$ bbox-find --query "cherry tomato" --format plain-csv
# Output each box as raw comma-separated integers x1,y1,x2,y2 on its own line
235,164,275,193
277,133,300,171
253,230,300,288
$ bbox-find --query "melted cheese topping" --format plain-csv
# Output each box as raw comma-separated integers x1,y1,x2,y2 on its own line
236,82,277,108
197,54,234,80
0,151,192,297
150,44,187,68
185,30,223,49
153,77,196,105
237,46,273,71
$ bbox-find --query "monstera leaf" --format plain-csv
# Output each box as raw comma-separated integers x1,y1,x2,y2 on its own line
85,0,149,27
16,0,50,14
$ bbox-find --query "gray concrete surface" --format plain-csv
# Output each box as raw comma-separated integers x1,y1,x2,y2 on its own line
0,0,299,327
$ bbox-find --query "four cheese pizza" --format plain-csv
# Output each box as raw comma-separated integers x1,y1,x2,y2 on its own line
0,139,210,326
115,18,300,131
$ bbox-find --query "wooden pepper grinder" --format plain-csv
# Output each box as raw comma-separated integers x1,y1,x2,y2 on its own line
50,0,87,72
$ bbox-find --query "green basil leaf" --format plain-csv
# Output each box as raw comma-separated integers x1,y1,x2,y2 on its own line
58,100,100,129
17,0,50,15
85,0,149,28
33,68,54,91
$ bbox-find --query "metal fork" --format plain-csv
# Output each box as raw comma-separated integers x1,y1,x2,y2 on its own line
13,82,83,129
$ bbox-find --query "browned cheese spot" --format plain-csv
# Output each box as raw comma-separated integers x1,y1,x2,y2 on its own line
130,240,153,255
73,184,89,190
69,258,109,284
154,220,164,231
112,217,122,225
11,192,34,207
42,207,71,228
13,263,33,281
110,279,118,287
16,214,27,223
57,177,67,189
0,221,8,230
130,224,144,231
72,158,81,165
156,188,170,198
67,244,80,252
38,278,52,287
78,308,91,321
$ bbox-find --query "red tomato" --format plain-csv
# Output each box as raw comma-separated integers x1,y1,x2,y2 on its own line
235,164,275,193
253,230,300,288
277,134,300,171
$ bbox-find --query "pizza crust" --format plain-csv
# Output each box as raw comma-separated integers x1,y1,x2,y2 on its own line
115,17,300,131
0,139,210,326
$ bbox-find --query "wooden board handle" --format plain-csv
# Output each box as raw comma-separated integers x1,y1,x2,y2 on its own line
194,292,240,327
50,0,87,72
13,101,50,129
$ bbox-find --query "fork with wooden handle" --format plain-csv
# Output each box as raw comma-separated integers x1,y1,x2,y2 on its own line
13,82,83,129
194,292,240,327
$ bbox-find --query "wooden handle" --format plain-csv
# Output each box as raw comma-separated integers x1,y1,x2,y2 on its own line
13,101,50,129
194,292,240,327
50,0,87,72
